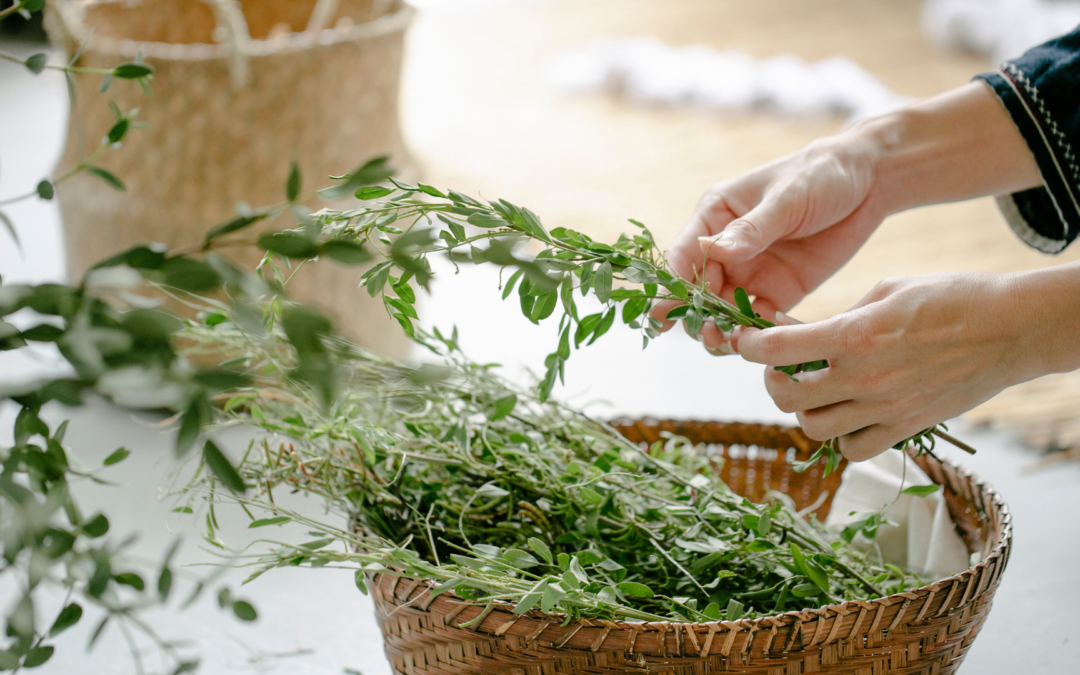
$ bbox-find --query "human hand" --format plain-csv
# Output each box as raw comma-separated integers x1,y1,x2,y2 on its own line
733,271,1041,460
651,126,891,353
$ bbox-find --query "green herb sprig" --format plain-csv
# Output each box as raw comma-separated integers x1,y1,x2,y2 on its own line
230,169,971,473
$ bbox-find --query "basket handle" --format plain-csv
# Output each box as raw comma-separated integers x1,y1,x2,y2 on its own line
200,0,251,89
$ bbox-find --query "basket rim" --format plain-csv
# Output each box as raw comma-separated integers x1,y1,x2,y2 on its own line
371,419,1013,639
53,0,415,62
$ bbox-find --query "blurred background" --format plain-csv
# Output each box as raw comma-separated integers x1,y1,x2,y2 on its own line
3,0,1080,673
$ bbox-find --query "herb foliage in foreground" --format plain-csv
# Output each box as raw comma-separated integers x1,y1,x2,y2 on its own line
178,320,916,624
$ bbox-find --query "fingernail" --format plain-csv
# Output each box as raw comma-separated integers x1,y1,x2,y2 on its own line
698,233,736,249
774,310,787,325
717,341,735,355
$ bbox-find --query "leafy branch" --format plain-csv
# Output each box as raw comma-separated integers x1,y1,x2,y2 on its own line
223,169,972,473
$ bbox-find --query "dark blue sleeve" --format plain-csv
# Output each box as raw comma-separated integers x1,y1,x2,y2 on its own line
974,27,1080,253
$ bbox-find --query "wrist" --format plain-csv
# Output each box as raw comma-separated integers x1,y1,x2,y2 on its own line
1004,263,1080,379
846,108,920,216
846,82,1042,217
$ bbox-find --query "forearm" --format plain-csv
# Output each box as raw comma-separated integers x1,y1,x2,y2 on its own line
855,81,1043,214
1007,260,1080,379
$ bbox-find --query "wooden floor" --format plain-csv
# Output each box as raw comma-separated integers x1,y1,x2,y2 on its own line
401,0,1080,447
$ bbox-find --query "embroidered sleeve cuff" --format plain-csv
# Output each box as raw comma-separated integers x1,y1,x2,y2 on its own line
974,69,1079,254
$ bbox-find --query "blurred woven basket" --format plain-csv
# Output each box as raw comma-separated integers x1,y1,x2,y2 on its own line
45,0,416,358
370,419,1011,674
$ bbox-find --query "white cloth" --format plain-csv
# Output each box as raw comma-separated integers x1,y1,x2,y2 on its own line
545,37,915,123
825,451,969,578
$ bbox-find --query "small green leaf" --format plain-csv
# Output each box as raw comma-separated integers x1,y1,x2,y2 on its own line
466,212,507,229
527,537,553,565
202,440,247,493
587,308,616,345
530,290,558,322
22,646,54,668
248,516,290,528
36,180,54,200
175,395,208,457
82,513,109,538
757,508,772,537
286,161,301,201
355,185,395,200
232,600,257,621
159,256,222,293
804,561,831,593
103,447,130,466
25,53,47,74
513,592,541,614
258,231,319,259
622,296,647,324
354,570,368,595
48,603,82,637
158,567,173,600
113,63,153,79
319,157,395,200
204,214,261,241
502,269,524,300
489,394,517,421
790,542,808,575
475,483,509,499
417,183,446,198
115,572,145,591
902,484,941,498
193,368,252,391
107,117,129,144
733,286,755,318
594,261,613,304
791,583,821,598
85,165,125,191
616,582,653,599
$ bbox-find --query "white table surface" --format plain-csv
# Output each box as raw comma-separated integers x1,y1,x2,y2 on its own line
3,39,1079,675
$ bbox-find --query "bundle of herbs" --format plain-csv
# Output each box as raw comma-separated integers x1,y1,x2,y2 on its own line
181,319,912,625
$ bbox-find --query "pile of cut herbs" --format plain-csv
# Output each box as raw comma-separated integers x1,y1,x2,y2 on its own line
183,321,910,624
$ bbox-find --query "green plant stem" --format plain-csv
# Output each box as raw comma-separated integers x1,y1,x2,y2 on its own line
0,49,116,75
0,2,26,21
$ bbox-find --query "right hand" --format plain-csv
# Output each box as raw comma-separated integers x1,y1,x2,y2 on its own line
651,125,892,353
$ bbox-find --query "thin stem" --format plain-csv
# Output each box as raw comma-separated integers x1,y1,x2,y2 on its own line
0,2,26,21
931,428,977,455
0,49,115,75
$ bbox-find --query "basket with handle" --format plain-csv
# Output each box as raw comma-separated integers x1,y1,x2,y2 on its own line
368,419,1011,674
44,0,415,357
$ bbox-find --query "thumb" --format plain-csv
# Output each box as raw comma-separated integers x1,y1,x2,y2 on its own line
698,195,796,264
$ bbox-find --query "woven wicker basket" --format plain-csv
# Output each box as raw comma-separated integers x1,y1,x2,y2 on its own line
368,419,1011,674
45,0,415,357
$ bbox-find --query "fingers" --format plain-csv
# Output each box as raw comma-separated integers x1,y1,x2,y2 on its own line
735,317,843,366
650,299,683,332
796,401,877,443
837,421,927,462
697,320,735,355
764,366,849,413
697,192,799,265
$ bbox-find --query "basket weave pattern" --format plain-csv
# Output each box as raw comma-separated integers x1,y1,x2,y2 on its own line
45,0,415,357
368,419,1011,674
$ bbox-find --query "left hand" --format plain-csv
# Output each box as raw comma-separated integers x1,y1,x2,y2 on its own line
733,271,1038,460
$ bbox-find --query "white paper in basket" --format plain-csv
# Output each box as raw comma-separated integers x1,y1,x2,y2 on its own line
824,451,970,578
